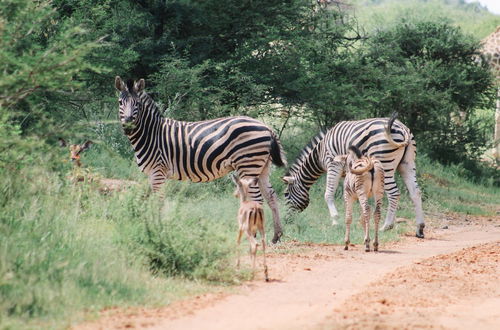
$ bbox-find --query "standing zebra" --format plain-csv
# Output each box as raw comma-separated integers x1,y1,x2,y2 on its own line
115,77,287,243
282,114,425,238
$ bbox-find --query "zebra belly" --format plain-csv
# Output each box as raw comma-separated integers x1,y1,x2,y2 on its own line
170,160,234,183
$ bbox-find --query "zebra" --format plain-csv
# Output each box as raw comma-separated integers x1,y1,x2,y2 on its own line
334,145,385,252
114,76,287,243
282,113,425,238
232,175,269,281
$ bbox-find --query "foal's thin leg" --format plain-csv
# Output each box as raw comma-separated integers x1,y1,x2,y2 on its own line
359,194,371,252
260,227,269,282
247,231,258,273
236,229,243,268
373,198,382,252
344,196,354,250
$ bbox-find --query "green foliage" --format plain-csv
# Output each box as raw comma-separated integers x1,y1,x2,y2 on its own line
0,112,40,176
136,201,240,282
0,163,235,327
150,57,228,120
0,0,100,109
361,20,496,163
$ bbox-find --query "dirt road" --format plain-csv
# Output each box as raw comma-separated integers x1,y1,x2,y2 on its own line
76,216,500,330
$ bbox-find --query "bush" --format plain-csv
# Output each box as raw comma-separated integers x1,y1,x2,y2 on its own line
137,210,238,282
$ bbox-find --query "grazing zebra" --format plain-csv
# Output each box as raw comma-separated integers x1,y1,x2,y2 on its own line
335,145,385,252
114,76,287,243
282,113,425,238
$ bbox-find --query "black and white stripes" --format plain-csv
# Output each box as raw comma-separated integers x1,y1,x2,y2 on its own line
283,114,425,238
115,77,287,243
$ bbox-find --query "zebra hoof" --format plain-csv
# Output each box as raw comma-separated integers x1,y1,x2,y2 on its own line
416,223,425,239
271,232,282,244
380,223,394,232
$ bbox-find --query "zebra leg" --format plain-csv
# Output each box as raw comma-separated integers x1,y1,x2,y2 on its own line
236,228,243,268
398,160,425,238
344,195,354,250
359,194,371,252
260,225,269,282
149,167,168,195
373,196,383,252
258,166,282,244
325,165,342,225
247,231,258,274
380,170,400,232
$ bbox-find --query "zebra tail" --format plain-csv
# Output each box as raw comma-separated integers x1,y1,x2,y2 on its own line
270,133,287,168
348,145,363,159
385,112,409,148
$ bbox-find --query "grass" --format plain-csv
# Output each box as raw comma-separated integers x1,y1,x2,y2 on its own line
0,165,239,329
0,147,498,329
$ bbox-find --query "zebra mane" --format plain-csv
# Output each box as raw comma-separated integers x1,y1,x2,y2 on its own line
137,89,165,120
286,130,327,176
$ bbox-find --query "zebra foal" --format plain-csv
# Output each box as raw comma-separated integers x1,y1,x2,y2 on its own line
283,113,425,238
232,175,269,281
114,77,287,243
335,146,385,252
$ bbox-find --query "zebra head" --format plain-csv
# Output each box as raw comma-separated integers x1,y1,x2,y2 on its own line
115,76,145,134
282,175,310,212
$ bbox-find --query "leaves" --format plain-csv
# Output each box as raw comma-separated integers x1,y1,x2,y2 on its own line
0,0,102,109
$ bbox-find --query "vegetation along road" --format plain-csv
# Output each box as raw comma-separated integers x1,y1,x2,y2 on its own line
75,215,500,330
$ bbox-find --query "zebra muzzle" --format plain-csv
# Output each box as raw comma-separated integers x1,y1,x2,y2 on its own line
122,120,135,133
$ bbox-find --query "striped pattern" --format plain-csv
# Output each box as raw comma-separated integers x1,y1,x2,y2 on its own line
115,77,287,243
283,114,425,238
340,146,385,252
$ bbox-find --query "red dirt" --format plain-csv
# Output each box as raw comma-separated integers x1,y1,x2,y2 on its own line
74,215,500,330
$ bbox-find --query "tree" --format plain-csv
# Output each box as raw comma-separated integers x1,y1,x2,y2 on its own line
0,0,99,169
0,0,99,109
361,20,496,163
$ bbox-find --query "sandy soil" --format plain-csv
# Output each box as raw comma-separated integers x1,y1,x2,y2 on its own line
74,214,500,330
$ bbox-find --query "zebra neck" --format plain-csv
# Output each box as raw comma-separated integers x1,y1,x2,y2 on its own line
139,91,164,122
127,92,166,151
293,142,326,190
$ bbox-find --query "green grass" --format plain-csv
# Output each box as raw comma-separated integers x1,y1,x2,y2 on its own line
0,166,239,329
416,156,500,216
0,147,498,329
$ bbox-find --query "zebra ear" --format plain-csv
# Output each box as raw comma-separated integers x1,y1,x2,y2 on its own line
282,176,295,184
115,76,126,91
134,79,145,93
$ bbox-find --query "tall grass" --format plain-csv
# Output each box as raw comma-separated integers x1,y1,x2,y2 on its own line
0,162,240,329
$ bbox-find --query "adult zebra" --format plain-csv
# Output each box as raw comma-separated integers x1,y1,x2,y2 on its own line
115,77,287,243
282,114,425,238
